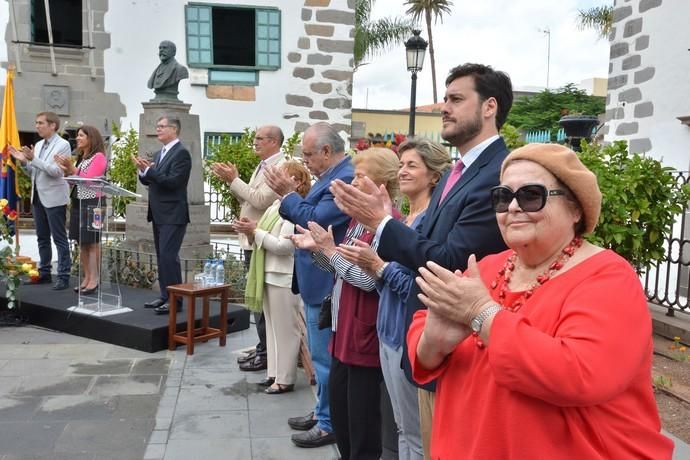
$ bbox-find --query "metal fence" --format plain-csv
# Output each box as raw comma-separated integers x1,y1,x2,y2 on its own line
643,171,690,316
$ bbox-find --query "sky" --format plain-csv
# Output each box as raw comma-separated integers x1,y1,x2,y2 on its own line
352,0,612,110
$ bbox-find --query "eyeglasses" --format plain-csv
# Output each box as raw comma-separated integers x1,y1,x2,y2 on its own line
155,124,171,129
490,184,566,213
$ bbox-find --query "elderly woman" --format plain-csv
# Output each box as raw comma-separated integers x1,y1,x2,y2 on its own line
335,138,451,460
409,143,673,459
233,160,312,394
291,147,400,460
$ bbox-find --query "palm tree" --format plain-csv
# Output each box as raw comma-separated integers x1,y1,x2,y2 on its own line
404,0,454,104
354,0,414,70
576,5,613,40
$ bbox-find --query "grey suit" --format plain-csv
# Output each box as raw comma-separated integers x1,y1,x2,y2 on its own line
24,134,71,280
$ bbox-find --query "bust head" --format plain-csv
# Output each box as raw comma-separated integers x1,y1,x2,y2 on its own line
159,41,176,63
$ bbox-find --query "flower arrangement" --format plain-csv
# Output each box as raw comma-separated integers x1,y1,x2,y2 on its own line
0,198,36,309
355,132,408,154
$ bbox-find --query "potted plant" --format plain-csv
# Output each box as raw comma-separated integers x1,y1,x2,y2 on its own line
559,114,599,151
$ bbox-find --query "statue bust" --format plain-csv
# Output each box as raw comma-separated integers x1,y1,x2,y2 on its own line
147,40,189,102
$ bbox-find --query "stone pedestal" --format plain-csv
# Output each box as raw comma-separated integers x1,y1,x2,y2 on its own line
125,101,211,261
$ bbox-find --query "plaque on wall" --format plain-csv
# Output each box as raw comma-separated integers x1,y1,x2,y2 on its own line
43,85,70,116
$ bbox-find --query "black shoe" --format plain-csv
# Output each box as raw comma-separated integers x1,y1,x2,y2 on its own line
291,426,336,448
239,355,267,372
144,298,166,309
288,411,317,431
258,377,275,387
52,279,69,290
237,350,257,364
265,384,294,395
80,285,98,295
25,275,51,285
153,304,181,315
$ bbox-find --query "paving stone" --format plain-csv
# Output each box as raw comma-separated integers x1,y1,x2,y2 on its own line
0,359,72,376
90,375,163,397
3,452,94,460
54,418,153,457
181,367,247,388
249,408,304,437
104,346,155,359
148,429,169,444
0,376,20,395
0,421,67,456
16,375,93,396
132,358,170,375
110,394,163,419
34,395,116,421
162,439,251,460
143,443,166,460
0,346,48,359
173,385,247,415
46,344,111,360
169,412,249,439
251,437,339,460
0,396,42,420
70,359,133,375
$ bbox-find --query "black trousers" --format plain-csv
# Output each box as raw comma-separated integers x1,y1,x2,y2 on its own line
244,249,267,355
329,356,383,460
153,222,186,301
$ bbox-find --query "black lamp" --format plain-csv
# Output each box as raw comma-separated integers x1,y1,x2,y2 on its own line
405,30,427,137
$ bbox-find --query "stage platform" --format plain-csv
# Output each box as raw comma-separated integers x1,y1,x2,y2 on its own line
0,280,250,352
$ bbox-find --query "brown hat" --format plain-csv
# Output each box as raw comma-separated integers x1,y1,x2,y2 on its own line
500,143,601,234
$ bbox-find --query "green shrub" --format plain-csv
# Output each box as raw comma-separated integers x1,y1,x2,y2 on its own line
500,123,526,151
107,125,139,217
579,140,690,272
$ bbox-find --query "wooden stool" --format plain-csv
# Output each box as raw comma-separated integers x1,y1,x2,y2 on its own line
167,283,230,355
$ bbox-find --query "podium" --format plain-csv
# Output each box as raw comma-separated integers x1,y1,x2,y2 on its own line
64,176,140,317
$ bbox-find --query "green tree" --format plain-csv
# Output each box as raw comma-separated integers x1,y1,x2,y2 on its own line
576,5,613,39
404,0,454,104
107,125,138,217
507,84,605,139
354,0,414,69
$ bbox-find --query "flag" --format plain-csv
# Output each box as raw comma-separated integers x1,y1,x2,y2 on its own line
0,67,21,235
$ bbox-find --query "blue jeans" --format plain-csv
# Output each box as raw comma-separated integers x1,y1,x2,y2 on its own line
304,302,333,433
33,195,70,280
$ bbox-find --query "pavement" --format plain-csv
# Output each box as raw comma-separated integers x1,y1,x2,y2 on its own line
0,231,688,459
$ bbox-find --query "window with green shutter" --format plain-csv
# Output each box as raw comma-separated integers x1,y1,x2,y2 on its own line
185,4,281,73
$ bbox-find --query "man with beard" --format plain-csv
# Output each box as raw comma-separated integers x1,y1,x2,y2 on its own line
329,63,513,458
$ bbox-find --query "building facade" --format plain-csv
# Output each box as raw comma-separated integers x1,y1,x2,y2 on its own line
0,0,355,147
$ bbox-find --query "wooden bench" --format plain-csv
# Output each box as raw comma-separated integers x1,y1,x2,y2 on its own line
167,283,230,355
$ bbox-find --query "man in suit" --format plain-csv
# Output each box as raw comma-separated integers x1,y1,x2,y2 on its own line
263,122,353,449
330,63,513,457
9,112,71,290
210,125,285,372
133,115,191,314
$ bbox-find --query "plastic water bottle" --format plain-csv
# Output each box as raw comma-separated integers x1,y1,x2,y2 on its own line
203,258,212,284
215,259,225,286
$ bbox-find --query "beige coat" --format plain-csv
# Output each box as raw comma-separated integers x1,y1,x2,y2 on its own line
230,152,285,249
253,200,295,289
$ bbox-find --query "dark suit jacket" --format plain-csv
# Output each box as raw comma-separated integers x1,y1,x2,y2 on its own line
377,137,509,389
279,156,354,305
139,141,191,225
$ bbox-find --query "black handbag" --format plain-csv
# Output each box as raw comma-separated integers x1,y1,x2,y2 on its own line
318,295,332,330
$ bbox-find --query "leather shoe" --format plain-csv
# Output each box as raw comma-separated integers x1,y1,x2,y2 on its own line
257,377,275,387
237,350,257,364
52,279,69,290
291,426,336,448
25,275,51,285
239,355,267,372
80,285,98,295
144,298,166,309
265,384,294,395
153,304,182,315
288,411,317,431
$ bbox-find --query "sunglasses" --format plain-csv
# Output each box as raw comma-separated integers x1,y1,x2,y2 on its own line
490,184,566,213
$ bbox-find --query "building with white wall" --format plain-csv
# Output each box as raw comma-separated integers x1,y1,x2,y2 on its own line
603,0,690,171
0,0,354,149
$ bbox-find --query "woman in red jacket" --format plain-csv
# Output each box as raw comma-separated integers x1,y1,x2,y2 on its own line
409,143,673,459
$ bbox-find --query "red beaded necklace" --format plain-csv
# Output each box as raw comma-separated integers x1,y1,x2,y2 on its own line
490,236,584,312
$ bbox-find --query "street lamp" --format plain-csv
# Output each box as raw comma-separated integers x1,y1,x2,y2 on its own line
405,29,427,137
538,27,551,89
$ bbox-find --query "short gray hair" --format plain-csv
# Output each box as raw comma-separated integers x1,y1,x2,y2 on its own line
159,115,181,135
309,122,344,154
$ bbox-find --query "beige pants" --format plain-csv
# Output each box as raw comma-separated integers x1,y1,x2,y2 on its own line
264,284,302,384
418,388,435,460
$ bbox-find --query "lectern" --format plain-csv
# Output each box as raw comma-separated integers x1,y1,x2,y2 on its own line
64,176,140,317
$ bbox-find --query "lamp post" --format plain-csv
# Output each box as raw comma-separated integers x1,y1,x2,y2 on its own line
405,29,427,137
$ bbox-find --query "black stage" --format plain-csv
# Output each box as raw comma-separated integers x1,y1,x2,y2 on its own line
0,280,250,352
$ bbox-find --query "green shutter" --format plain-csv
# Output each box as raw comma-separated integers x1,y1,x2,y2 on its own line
255,9,280,69
185,5,213,67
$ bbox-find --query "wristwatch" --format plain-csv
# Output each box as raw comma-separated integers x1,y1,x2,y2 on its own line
470,304,504,334
375,262,389,279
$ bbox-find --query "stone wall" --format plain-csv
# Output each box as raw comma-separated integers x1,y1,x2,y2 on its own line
284,0,354,139
604,0,690,170
1,0,125,135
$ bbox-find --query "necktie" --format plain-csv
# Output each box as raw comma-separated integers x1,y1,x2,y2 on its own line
39,141,49,160
439,160,465,203
159,147,166,163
